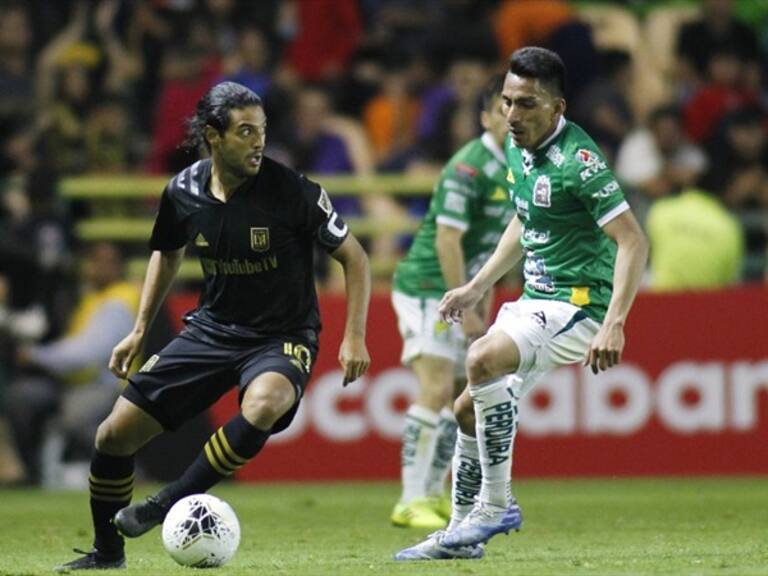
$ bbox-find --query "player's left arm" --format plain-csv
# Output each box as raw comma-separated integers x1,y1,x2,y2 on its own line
329,234,371,386
586,210,648,374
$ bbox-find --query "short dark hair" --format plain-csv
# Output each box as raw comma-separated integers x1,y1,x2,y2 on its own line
185,82,263,151
481,73,506,112
508,47,566,98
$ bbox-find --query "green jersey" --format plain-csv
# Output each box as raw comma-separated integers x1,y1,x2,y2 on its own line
394,133,514,298
506,118,629,323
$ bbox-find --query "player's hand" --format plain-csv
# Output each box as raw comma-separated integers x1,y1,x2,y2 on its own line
339,335,370,386
462,309,486,342
438,284,484,324
109,331,144,379
584,322,625,374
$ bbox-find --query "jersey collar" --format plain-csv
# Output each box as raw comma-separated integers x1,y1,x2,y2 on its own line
480,131,506,164
536,115,567,150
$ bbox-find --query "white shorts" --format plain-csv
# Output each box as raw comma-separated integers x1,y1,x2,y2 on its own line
489,298,600,397
391,290,467,372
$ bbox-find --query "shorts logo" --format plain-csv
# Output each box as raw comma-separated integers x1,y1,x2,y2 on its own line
250,227,270,252
533,175,551,207
139,354,160,373
283,342,312,374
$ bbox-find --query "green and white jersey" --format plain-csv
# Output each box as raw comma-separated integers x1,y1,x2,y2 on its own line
394,133,514,298
506,117,629,323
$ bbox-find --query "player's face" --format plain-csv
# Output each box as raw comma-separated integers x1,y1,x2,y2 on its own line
481,94,508,147
216,105,267,177
501,72,565,150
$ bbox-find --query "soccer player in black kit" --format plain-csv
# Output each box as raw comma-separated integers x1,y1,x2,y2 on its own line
58,82,371,571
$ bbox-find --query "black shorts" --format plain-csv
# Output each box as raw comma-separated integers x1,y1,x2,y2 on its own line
124,327,318,433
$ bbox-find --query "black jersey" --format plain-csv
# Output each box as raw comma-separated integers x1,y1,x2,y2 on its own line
150,157,348,340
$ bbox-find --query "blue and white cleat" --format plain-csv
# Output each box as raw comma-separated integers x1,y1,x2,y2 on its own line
440,502,522,548
394,530,484,561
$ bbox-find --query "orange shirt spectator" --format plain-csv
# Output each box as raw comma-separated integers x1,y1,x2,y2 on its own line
493,0,575,59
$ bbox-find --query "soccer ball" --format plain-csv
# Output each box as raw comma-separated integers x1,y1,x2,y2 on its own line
161,494,241,568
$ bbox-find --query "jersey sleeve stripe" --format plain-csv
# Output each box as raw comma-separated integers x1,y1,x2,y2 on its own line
190,161,200,195
436,215,469,231
597,200,630,228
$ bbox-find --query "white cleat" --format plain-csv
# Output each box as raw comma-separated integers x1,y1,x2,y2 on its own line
394,530,484,561
440,502,522,548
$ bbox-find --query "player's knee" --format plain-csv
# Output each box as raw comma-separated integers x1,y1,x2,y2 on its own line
466,341,497,385
241,391,292,430
453,394,475,434
94,418,135,456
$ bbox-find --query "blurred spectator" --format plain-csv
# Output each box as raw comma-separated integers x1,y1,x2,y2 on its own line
83,93,138,173
146,19,222,173
220,25,272,99
683,46,758,144
36,0,139,175
418,56,490,164
282,0,361,82
676,0,761,95
363,58,422,169
493,0,574,59
572,50,634,163
701,107,768,209
615,104,707,201
0,4,35,121
493,0,596,102
0,275,26,485
7,242,139,485
645,187,743,291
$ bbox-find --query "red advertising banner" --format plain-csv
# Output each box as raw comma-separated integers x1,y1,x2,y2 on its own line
166,286,768,479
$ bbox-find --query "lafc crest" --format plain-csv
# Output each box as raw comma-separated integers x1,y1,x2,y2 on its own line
250,227,270,252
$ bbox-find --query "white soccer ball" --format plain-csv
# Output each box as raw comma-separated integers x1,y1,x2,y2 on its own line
161,494,241,568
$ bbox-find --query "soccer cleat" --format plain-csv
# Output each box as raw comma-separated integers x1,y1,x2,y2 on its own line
440,502,523,548
390,497,448,529
114,495,167,538
394,530,484,561
55,548,125,572
427,493,452,520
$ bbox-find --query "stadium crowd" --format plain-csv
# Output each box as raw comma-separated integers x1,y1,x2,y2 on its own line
0,0,766,486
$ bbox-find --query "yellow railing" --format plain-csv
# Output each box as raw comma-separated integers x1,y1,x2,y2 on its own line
62,173,435,281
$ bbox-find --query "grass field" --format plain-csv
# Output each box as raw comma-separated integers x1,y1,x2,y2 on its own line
0,478,766,576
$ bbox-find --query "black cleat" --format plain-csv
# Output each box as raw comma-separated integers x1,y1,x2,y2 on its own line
113,496,167,538
55,548,125,572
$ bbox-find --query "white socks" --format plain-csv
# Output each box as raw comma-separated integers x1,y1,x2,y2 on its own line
425,407,458,497
448,432,480,529
470,377,518,508
400,405,440,503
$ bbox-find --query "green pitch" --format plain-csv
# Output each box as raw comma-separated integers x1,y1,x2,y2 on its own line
0,478,766,575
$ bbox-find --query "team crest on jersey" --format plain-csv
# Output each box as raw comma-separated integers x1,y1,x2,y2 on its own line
506,168,516,184
250,227,270,252
317,187,333,216
532,175,551,207
576,148,600,166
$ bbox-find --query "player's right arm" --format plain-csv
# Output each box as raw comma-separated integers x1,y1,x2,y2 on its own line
439,215,523,323
110,248,185,378
111,183,188,378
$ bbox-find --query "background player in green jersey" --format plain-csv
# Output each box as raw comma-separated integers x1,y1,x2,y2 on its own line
396,47,648,560
390,76,515,531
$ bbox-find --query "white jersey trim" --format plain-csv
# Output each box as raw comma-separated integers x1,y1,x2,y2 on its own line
597,200,630,228
481,132,506,164
436,215,469,231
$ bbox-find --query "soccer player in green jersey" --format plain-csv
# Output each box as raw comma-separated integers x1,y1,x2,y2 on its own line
396,47,648,561
390,76,515,532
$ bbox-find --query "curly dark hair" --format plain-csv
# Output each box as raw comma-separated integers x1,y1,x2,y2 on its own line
184,82,263,151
